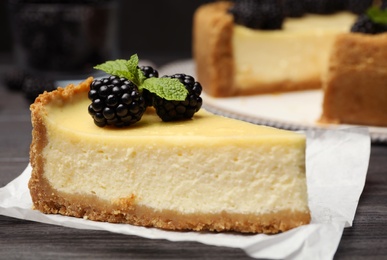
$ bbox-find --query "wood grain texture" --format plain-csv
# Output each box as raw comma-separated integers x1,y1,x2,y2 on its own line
0,56,386,259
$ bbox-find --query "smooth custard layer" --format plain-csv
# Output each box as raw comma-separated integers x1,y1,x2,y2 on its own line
29,78,310,233
233,13,356,92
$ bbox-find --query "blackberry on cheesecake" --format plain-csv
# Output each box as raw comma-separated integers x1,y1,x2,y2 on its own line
88,76,146,127
153,74,203,122
92,55,203,124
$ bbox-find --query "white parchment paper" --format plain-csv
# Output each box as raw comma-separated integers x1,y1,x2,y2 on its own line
0,128,370,260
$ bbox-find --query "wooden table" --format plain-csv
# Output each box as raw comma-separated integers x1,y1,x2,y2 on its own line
1,56,386,259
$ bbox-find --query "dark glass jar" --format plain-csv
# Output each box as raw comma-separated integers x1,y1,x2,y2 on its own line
8,0,119,79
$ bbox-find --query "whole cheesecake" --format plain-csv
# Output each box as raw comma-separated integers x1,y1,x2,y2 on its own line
193,2,356,97
29,77,310,234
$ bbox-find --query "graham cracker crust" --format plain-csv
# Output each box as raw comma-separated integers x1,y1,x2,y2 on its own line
320,33,387,127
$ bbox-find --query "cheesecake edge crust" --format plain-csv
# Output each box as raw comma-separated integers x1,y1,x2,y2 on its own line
193,1,236,97
320,33,387,127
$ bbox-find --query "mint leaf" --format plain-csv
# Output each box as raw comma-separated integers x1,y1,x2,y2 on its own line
367,6,387,25
126,54,146,86
94,59,130,77
142,77,188,101
93,55,144,86
127,54,139,72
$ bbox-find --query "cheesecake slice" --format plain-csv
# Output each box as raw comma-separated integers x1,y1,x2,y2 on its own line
193,2,356,97
29,77,310,233
320,33,387,127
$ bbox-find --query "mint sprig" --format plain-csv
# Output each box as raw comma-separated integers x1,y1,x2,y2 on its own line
367,6,387,25
94,54,188,101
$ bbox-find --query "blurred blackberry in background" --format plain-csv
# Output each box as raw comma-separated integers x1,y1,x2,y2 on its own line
22,76,56,102
351,13,387,34
9,0,111,3
346,0,373,15
283,0,305,17
304,0,344,14
229,0,283,30
8,0,117,74
351,14,377,34
3,68,56,102
3,69,29,91
262,0,284,29
229,0,263,29
12,4,79,71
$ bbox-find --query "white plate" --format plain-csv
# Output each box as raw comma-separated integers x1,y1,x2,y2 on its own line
159,59,387,143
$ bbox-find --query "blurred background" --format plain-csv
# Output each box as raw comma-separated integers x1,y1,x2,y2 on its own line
0,0,216,103
0,0,211,68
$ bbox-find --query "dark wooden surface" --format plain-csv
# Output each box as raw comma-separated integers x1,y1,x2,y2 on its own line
1,55,387,260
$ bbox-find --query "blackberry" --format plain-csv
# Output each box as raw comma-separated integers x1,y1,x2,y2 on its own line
346,0,373,15
350,14,387,34
229,0,284,30
283,0,305,17
261,0,284,30
139,65,159,78
88,76,146,127
229,0,261,29
304,0,343,14
153,74,203,122
139,65,159,107
22,76,56,102
9,1,115,73
4,69,29,91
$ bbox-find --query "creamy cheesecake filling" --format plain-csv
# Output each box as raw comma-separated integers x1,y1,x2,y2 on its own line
41,94,308,215
232,12,356,91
